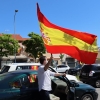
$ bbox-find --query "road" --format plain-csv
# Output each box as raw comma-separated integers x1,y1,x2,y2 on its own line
96,88,100,100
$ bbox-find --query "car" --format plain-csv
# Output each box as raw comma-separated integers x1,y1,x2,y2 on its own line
68,64,82,75
49,66,80,83
0,63,40,73
1,63,79,83
0,70,98,100
79,64,100,87
53,64,70,73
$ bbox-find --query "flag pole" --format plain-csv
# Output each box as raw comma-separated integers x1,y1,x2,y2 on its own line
51,53,53,66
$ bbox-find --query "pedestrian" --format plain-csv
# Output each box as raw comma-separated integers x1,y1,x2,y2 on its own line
38,54,66,100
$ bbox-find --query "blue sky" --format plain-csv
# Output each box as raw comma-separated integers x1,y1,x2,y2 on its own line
0,0,100,45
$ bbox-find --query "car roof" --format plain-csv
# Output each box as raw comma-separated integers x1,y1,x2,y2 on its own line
3,63,40,66
0,70,37,76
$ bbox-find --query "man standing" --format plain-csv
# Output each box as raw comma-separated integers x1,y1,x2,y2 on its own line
38,54,66,100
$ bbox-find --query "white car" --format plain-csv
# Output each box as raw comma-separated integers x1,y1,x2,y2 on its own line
49,67,80,82
53,64,70,73
0,63,40,73
1,63,79,82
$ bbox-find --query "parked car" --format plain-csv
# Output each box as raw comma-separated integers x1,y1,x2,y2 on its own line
1,63,79,83
0,63,40,73
53,64,70,73
79,64,100,87
49,67,80,82
68,64,82,75
0,70,98,100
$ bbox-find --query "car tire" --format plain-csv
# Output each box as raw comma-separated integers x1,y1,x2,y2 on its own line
95,80,100,88
81,94,93,100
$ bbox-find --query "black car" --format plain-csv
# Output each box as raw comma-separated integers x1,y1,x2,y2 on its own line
68,64,82,75
0,69,98,100
79,64,100,87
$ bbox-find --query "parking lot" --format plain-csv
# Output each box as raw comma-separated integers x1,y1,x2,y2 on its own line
96,88,100,100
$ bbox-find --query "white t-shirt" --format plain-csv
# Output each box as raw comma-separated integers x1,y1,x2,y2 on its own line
37,65,55,91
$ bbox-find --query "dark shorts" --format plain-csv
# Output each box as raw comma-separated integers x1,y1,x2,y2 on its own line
39,89,50,100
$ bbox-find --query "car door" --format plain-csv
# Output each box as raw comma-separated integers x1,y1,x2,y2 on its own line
9,74,32,100
20,74,39,100
62,76,75,100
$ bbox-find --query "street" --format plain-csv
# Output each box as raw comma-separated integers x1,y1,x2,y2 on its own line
96,88,100,100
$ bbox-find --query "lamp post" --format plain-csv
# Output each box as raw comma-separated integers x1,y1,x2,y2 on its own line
14,10,18,63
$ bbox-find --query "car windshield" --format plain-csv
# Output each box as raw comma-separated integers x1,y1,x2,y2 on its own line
75,65,81,69
1,66,10,73
82,65,98,73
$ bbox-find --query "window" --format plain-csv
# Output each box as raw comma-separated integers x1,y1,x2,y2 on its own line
16,66,23,70
16,66,30,70
82,65,91,73
57,65,67,68
16,65,39,70
10,75,30,88
82,65,98,73
97,66,100,70
91,66,98,71
1,66,10,73
11,80,21,88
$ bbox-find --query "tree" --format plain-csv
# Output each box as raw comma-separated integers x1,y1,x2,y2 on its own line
59,53,64,63
22,32,46,62
0,34,19,68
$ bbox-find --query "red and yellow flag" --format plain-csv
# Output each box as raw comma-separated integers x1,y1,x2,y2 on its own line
37,3,98,64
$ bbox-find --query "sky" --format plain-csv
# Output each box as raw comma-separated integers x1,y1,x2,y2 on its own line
0,0,100,46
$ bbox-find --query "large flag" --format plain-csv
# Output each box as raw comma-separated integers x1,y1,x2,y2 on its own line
37,3,98,64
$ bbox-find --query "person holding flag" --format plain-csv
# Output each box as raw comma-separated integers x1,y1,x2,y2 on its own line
38,54,66,100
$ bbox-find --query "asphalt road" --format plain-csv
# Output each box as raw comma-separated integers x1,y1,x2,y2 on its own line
96,88,100,100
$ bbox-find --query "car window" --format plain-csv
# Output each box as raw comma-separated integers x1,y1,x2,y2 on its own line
1,66,10,73
0,74,15,89
81,65,92,73
81,65,97,73
10,75,30,88
16,66,23,70
57,65,67,68
91,66,98,70
16,65,39,70
97,66,100,70
10,74,38,89
11,80,22,88
75,65,82,69
16,66,29,70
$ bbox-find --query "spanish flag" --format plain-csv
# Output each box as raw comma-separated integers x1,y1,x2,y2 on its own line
37,3,98,64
